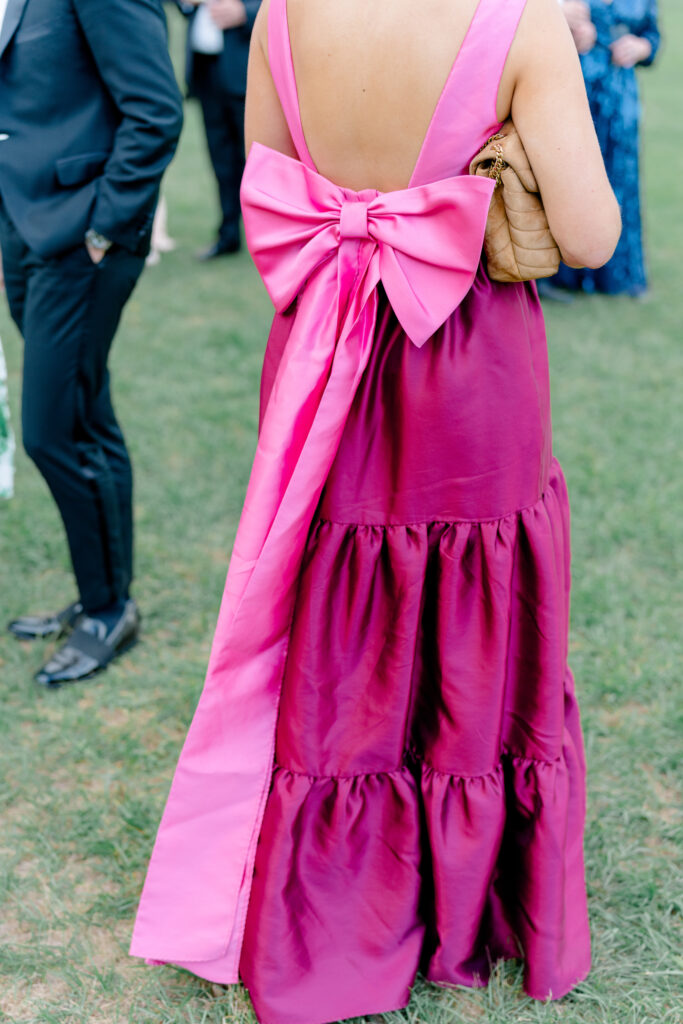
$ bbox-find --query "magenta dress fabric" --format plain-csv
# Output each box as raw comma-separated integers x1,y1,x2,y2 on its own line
131,0,592,1020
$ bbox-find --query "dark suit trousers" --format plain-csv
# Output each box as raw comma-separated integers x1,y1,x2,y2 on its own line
193,53,245,246
0,199,145,612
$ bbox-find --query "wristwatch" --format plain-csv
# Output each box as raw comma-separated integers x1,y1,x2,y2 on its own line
85,228,112,253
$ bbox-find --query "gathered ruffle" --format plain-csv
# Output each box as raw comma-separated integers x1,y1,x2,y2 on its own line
275,460,572,779
242,733,589,1024
239,462,590,1023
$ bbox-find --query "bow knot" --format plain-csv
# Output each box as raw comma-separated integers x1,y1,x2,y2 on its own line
339,200,370,241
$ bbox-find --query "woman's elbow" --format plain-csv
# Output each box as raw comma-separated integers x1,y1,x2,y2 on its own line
559,204,622,270
561,237,619,270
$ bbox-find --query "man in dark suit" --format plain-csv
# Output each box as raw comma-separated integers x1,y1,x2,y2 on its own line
179,0,260,260
0,0,183,685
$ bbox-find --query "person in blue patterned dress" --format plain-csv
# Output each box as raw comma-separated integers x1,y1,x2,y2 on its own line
549,0,660,297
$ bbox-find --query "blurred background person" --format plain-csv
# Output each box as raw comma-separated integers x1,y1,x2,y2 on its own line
542,0,660,298
177,0,261,260
147,5,181,268
147,195,178,267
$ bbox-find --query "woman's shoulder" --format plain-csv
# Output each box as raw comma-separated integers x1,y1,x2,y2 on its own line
495,0,580,122
251,0,271,53
510,0,579,60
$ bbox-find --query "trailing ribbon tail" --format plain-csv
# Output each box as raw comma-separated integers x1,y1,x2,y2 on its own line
130,142,494,979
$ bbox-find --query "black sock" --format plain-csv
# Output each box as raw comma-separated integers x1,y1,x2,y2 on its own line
85,598,127,634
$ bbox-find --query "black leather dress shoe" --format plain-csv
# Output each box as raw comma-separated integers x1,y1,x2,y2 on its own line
196,238,241,261
35,600,140,687
8,601,84,640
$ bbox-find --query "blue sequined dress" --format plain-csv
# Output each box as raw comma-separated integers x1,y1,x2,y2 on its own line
554,0,660,295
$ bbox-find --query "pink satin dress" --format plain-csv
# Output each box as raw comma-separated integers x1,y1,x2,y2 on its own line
131,0,592,1020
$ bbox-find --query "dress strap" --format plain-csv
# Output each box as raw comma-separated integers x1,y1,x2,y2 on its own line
411,0,529,186
267,0,316,170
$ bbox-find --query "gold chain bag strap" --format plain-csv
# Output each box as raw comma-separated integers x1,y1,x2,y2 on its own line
469,120,561,283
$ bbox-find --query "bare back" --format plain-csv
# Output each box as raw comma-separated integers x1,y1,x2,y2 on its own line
246,0,621,267
289,0,481,192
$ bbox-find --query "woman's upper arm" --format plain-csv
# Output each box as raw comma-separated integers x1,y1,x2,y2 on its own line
507,0,621,268
244,0,298,158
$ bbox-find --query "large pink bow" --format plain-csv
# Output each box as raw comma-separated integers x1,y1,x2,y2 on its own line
243,142,495,347
130,143,494,980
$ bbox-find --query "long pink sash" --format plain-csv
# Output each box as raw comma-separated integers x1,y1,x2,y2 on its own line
130,143,494,979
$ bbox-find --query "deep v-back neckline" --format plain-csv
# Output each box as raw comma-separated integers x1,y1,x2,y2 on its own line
276,0,488,190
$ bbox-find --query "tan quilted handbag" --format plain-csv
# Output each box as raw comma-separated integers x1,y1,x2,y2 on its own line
469,121,560,283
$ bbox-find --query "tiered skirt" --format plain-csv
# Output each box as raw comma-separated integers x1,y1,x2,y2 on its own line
240,284,591,1024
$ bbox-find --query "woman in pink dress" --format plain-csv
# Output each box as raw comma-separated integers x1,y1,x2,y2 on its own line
131,1,621,1021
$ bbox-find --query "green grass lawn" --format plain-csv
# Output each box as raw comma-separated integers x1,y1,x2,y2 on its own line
1,7,681,1024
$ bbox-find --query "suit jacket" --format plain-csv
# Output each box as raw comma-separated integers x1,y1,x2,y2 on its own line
177,0,261,98
0,0,184,259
